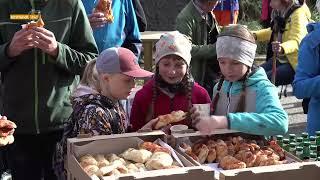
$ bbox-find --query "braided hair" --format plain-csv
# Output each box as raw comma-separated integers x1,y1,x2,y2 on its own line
211,67,253,114
146,63,194,126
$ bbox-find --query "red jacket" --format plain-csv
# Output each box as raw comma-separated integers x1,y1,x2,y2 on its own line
130,79,211,131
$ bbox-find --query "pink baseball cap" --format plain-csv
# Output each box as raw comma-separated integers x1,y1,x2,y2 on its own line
96,47,153,78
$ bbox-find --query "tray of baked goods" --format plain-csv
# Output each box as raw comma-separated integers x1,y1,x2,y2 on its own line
66,131,215,180
171,130,320,180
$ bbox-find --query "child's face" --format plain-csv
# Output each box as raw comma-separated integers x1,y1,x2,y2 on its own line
101,73,136,100
158,55,187,84
219,58,249,82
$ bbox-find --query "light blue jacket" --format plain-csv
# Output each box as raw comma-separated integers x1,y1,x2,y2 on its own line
213,67,288,136
82,0,142,57
293,23,320,135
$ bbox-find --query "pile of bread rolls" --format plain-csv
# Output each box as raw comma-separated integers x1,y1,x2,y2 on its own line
79,142,180,177
180,136,287,170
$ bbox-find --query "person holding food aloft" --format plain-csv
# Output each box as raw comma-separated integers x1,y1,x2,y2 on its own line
130,31,211,132
191,25,288,136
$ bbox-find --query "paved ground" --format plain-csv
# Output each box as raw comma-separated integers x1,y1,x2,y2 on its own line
279,85,307,135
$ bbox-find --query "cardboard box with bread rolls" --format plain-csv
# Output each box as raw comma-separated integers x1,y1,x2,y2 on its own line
171,129,320,180
66,131,215,180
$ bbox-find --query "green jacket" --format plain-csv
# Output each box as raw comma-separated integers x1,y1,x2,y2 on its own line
176,1,220,85
0,0,98,134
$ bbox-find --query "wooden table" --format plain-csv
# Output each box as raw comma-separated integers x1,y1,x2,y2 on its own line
141,31,174,71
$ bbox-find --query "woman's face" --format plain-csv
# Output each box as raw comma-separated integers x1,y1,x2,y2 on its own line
270,0,286,10
218,58,249,82
101,73,136,100
158,55,187,84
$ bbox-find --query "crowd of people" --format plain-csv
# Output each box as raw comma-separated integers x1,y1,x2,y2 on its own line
0,0,319,179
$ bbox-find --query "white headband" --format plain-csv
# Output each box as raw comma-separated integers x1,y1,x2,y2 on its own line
216,36,257,67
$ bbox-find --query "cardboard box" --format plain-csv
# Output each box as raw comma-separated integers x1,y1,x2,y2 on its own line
219,162,320,180
67,131,215,180
172,130,313,180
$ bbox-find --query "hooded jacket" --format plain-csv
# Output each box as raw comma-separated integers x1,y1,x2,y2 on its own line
0,0,98,134
214,67,288,136
293,23,320,135
130,78,211,131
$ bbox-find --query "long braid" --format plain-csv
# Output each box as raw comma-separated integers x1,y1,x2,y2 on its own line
235,69,250,112
147,66,159,123
211,76,224,114
185,68,193,127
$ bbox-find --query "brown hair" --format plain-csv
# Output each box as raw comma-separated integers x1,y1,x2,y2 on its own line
211,69,250,114
146,65,193,125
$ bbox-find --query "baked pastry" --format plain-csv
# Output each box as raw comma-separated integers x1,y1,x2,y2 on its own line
25,15,45,29
105,154,126,165
83,164,99,176
215,140,228,162
79,154,98,167
139,142,171,154
120,148,152,163
145,152,173,170
193,143,209,164
154,111,187,130
234,150,257,167
0,135,14,147
219,155,246,170
268,140,285,160
207,147,217,163
126,163,139,173
94,0,114,23
135,163,147,172
94,154,110,168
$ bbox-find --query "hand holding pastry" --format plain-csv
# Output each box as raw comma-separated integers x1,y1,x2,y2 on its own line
153,111,187,130
88,12,108,29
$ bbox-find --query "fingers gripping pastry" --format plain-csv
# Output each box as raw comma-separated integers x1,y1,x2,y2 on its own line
79,154,98,167
145,152,173,170
120,148,152,163
154,111,187,130
94,0,114,23
219,155,247,170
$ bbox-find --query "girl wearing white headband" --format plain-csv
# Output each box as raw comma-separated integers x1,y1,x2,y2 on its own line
191,25,288,136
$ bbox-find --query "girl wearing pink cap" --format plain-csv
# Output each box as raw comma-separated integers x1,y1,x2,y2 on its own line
130,31,211,132
54,47,152,178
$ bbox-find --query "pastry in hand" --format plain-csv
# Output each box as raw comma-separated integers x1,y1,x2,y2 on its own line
0,135,14,147
219,155,246,170
94,0,114,23
154,110,187,130
120,148,152,163
24,15,45,30
145,152,173,170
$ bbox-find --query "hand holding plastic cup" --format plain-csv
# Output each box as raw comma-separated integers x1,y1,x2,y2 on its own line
192,103,210,117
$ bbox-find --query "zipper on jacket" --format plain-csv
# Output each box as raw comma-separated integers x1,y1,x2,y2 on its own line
226,82,233,114
34,49,40,134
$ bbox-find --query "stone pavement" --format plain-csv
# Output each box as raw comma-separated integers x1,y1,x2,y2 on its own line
279,85,307,135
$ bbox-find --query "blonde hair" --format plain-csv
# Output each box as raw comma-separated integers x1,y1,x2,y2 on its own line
80,59,101,92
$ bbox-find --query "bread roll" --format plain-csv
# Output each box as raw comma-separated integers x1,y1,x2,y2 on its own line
145,152,173,170
83,165,99,176
154,111,187,129
79,154,98,167
120,148,152,163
